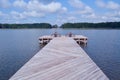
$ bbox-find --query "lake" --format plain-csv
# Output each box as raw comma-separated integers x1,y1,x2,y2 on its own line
0,29,120,80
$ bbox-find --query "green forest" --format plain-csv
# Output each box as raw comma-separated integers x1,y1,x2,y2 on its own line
60,22,120,29
0,23,52,29
0,22,120,29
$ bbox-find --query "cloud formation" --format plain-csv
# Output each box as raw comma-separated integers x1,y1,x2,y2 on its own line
0,0,67,23
0,0,11,8
69,0,93,14
0,0,120,25
14,0,63,13
68,0,96,21
96,0,120,10
95,0,120,22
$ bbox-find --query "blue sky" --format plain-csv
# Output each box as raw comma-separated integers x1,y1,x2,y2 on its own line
0,0,120,25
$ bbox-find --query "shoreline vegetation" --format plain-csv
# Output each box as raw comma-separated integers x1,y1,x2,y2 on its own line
0,22,120,29
61,22,120,29
0,23,53,29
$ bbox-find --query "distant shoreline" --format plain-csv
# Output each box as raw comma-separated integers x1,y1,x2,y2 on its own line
0,22,120,29
60,22,120,29
0,28,120,30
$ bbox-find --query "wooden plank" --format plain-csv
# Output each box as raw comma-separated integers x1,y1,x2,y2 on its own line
9,37,109,80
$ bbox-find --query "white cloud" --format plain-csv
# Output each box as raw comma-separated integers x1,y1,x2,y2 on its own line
0,11,8,17
67,16,77,21
95,0,120,22
0,11,3,16
10,0,67,22
69,0,96,20
78,6,93,14
96,0,105,8
69,0,84,8
87,12,120,22
23,11,45,17
0,0,11,8
55,15,77,25
27,1,66,13
96,0,120,10
13,0,27,8
13,0,67,13
1,0,120,24
0,11,10,23
69,0,94,15
60,7,67,13
68,0,120,22
38,0,55,4
107,1,120,10
11,11,25,19
105,11,120,19
82,13,96,19
11,11,45,19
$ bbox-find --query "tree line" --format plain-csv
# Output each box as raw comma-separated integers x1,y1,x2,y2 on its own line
0,23,52,29
60,22,120,29
0,22,120,29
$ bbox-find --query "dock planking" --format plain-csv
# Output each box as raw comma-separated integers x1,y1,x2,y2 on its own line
10,37,109,80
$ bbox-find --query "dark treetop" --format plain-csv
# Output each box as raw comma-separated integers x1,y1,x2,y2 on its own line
0,22,120,29
0,23,52,29
60,22,120,29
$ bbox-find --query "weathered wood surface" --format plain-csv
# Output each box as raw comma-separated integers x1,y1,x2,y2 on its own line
10,37,109,80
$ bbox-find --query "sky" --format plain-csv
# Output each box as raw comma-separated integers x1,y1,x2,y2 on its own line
0,0,120,25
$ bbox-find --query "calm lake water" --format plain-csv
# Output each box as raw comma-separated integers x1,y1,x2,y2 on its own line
0,29,120,80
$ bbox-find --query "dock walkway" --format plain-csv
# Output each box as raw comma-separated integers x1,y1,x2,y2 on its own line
10,37,109,80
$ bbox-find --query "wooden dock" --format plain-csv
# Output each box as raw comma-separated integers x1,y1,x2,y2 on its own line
39,35,88,44
10,37,109,80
